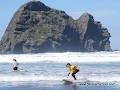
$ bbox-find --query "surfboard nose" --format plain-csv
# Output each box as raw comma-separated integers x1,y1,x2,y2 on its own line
63,79,73,85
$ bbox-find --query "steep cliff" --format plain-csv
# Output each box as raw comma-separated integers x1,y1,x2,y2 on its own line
0,1,112,54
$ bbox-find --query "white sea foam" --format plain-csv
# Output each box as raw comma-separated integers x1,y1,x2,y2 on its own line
0,75,61,82
0,74,120,83
0,51,120,85
87,76,120,82
0,51,120,63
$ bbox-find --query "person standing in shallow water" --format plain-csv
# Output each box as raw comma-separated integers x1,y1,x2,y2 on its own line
66,63,80,80
13,59,19,71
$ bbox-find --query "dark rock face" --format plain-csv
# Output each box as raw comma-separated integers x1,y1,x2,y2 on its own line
0,1,112,54
77,13,111,51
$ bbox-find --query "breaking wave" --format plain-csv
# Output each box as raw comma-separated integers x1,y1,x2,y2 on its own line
0,74,120,84
0,51,120,63
0,51,120,85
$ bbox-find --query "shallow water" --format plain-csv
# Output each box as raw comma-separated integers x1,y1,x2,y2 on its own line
0,51,120,90
0,62,120,82
0,82,120,90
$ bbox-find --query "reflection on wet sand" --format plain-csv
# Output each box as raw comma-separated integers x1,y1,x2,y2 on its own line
65,84,77,90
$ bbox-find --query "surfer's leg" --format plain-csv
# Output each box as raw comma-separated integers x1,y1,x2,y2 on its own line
72,73,76,80
72,70,79,80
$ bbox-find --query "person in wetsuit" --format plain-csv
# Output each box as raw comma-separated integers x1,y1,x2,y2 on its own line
13,59,19,71
66,63,79,80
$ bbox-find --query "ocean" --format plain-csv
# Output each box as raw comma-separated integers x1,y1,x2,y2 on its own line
0,51,120,90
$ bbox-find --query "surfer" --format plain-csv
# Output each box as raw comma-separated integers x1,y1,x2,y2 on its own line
13,59,19,71
66,63,79,80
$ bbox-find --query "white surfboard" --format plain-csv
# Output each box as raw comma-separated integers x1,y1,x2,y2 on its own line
62,79,73,84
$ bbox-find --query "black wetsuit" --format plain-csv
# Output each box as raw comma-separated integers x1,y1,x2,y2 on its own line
13,67,18,70
13,61,19,71
72,69,79,80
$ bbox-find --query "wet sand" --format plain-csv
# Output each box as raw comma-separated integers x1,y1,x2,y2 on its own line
0,82,119,90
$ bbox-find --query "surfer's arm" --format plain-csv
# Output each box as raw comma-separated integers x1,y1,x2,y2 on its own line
67,67,72,76
67,69,71,76
67,72,70,76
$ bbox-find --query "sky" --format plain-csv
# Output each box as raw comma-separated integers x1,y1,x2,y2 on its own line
0,0,120,50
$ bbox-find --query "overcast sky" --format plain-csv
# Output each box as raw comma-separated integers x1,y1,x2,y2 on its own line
0,0,120,50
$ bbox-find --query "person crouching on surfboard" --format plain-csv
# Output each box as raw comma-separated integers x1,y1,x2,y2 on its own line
66,63,79,80
13,59,19,71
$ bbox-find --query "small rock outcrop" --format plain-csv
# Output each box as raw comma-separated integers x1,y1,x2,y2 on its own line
0,1,112,54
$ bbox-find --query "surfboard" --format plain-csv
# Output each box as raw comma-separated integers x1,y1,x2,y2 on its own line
62,79,73,84
12,69,28,73
19,69,28,72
